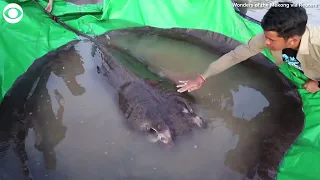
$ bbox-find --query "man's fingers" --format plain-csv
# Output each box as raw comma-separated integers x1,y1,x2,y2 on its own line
178,80,188,83
176,79,200,93
177,85,192,93
177,87,188,93
176,80,190,88
177,84,199,93
176,83,187,88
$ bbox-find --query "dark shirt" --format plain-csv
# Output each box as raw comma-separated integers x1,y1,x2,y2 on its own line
282,48,320,88
282,48,302,71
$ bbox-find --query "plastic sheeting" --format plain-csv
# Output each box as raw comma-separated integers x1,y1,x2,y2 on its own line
0,0,319,179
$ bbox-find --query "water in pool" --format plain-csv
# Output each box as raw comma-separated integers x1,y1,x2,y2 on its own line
0,31,303,180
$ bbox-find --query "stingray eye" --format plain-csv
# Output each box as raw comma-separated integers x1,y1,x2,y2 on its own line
182,107,189,114
157,124,162,129
178,101,193,114
96,66,101,74
176,98,193,113
184,102,194,113
175,97,192,109
144,124,151,131
160,137,166,143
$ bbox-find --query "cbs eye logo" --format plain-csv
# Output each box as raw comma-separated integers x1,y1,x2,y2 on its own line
2,3,23,24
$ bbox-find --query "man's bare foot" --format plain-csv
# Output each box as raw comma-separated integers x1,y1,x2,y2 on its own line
45,0,53,13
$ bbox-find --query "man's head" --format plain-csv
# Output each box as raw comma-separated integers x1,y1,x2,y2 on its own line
261,2,308,51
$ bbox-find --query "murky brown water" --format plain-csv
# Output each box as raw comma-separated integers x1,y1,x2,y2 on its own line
0,28,304,180
32,38,255,180
0,39,246,180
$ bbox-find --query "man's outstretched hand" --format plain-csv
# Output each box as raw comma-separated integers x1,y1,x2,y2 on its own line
303,79,320,93
176,75,206,93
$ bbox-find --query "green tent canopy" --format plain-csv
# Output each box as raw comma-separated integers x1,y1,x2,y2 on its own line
0,0,320,179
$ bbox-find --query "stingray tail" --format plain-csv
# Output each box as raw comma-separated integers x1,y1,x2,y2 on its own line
91,38,140,90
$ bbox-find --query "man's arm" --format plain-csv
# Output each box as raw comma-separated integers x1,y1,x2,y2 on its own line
202,33,266,79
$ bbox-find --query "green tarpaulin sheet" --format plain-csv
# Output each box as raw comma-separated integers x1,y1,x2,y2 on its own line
0,0,319,179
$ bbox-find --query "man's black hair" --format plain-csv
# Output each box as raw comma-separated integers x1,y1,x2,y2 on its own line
261,1,308,39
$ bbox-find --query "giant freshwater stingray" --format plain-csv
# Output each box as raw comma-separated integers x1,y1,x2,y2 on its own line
90,38,205,146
